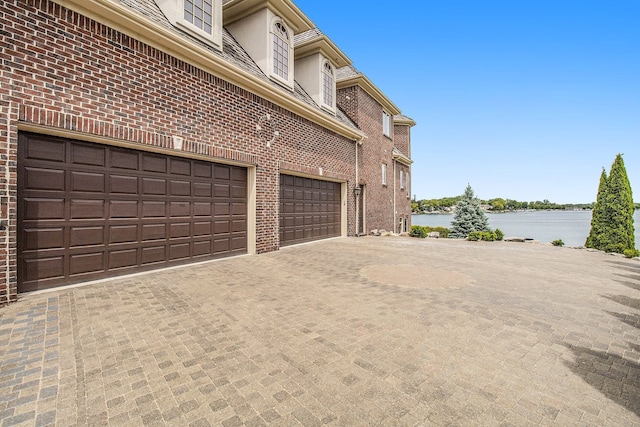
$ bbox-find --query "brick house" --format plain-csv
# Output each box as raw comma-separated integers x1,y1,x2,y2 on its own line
0,0,414,301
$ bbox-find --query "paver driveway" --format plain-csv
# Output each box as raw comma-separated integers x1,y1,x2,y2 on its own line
1,237,639,426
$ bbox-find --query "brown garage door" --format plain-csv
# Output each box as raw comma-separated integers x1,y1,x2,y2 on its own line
18,132,247,292
279,174,341,246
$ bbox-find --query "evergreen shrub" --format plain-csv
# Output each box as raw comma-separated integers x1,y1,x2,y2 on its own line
409,225,427,238
468,231,497,241
551,239,565,247
495,229,504,241
409,225,451,239
623,248,640,258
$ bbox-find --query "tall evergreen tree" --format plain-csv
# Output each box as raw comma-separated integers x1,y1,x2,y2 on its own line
585,168,608,249
450,184,489,238
585,154,636,253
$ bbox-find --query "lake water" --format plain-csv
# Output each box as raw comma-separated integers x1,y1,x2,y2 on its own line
412,210,640,247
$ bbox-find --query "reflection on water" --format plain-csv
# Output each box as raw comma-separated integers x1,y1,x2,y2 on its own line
412,210,640,247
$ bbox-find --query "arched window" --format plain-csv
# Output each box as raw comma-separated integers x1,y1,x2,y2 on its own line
322,61,334,107
272,22,289,80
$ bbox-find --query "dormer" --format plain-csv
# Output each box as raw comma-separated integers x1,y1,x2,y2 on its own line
294,29,351,114
156,0,223,50
224,0,314,90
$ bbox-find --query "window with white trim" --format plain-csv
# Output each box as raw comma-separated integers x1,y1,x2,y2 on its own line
406,172,410,197
383,111,391,137
400,170,404,189
272,22,290,80
184,0,213,34
382,163,387,186
322,61,334,108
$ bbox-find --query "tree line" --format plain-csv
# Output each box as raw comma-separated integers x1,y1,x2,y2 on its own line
412,196,639,214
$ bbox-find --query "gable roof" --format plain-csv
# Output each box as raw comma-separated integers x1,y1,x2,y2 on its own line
294,29,351,68
394,114,416,127
336,66,401,115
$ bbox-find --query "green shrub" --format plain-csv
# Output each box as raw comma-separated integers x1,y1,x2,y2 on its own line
409,225,427,238
468,231,497,241
623,248,640,258
551,239,565,247
495,229,504,241
409,225,451,239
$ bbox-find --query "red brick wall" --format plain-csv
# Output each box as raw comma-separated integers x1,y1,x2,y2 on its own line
0,0,358,301
337,86,396,233
394,124,411,158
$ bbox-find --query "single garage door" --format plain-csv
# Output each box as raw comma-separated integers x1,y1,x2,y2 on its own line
18,132,247,292
279,174,341,246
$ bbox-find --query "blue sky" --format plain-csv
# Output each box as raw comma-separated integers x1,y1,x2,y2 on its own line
294,0,640,204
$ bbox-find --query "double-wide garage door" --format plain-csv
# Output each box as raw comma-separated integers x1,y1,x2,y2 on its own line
279,174,341,246
18,133,247,292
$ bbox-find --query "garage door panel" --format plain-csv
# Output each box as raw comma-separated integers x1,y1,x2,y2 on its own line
214,220,230,235
26,137,65,162
142,201,166,218
23,256,64,281
71,171,105,193
193,240,211,256
110,225,138,243
109,249,138,269
170,180,191,196
169,243,190,260
194,202,212,216
232,220,246,232
214,183,230,198
142,153,167,173
18,133,248,292
214,164,231,180
169,202,190,217
70,226,104,247
194,162,212,178
231,184,246,198
71,143,105,167
143,178,166,195
193,222,212,236
170,223,190,238
70,199,105,219
110,175,138,194
213,238,230,253
170,158,191,176
25,167,65,191
214,203,230,216
141,246,166,264
110,201,138,218
142,223,166,241
24,228,64,251
110,149,138,170
70,252,104,275
279,174,341,246
193,182,212,197
24,198,64,220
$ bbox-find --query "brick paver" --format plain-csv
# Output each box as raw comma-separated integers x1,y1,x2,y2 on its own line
1,237,639,426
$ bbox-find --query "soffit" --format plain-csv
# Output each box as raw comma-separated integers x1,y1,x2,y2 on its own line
223,0,314,34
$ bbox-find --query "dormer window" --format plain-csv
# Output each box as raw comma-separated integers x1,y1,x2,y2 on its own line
156,0,222,50
322,61,334,108
272,22,290,80
184,0,213,34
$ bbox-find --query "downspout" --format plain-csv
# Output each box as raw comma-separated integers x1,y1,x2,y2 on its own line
355,141,359,236
393,160,397,234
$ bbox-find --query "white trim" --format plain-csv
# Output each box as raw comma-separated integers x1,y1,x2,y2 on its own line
270,17,294,89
